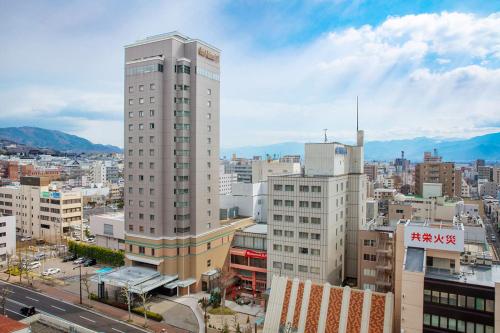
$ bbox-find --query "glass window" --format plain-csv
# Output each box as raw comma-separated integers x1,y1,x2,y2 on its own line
458,295,466,307
466,296,475,309
432,291,439,303
449,318,457,331
440,316,447,329
449,293,457,306
486,299,494,312
423,314,431,326
486,326,494,333
457,320,465,332
139,85,144,91
475,298,485,311
440,292,449,305
424,289,431,302
476,324,484,333
285,185,294,191
298,265,308,272
283,263,293,271
273,261,281,269
466,322,474,333
431,315,439,327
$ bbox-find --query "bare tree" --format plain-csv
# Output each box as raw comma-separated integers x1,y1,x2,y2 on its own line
120,282,132,322
198,297,210,333
5,251,13,282
0,286,10,315
82,271,91,304
217,267,233,308
138,286,152,327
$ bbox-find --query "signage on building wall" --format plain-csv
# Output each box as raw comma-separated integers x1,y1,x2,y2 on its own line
244,250,267,260
198,47,220,63
41,191,61,199
335,147,348,155
404,225,464,252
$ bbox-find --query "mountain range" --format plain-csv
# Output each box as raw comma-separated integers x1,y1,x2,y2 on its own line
221,132,500,162
0,127,122,154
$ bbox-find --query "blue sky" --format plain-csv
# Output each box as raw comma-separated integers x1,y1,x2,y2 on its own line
1,0,499,147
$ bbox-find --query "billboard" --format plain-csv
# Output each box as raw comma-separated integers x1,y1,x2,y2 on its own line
404,224,464,252
41,191,61,200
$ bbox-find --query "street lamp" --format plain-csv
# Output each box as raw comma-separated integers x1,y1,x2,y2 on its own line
73,264,82,304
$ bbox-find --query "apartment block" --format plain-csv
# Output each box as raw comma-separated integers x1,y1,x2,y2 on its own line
0,177,83,243
357,223,395,293
478,166,493,181
251,159,300,183
415,156,461,197
219,164,237,195
267,132,366,286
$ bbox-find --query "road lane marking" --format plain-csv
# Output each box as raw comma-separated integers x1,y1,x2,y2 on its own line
6,308,26,317
51,305,66,311
79,315,96,323
112,328,125,333
25,296,39,302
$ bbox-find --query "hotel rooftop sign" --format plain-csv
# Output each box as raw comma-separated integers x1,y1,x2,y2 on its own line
404,224,464,252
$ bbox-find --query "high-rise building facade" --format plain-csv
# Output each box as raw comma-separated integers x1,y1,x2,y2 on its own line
267,131,367,286
124,32,235,288
415,158,461,197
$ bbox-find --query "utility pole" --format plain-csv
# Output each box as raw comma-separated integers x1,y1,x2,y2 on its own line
73,264,82,304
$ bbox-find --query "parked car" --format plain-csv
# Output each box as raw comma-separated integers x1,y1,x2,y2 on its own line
73,257,86,265
33,253,46,260
20,236,32,242
25,261,41,270
42,268,61,276
20,306,36,316
83,258,96,267
62,253,77,262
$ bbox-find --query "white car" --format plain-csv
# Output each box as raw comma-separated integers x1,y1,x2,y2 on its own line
20,236,32,242
25,261,41,270
42,268,61,276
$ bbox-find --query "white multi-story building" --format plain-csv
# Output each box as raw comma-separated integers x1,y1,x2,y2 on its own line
267,130,367,285
0,177,83,243
220,182,268,222
219,164,237,195
90,161,107,184
0,215,16,267
251,160,301,184
89,212,125,251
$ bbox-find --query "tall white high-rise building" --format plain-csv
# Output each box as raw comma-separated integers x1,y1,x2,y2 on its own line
267,131,367,285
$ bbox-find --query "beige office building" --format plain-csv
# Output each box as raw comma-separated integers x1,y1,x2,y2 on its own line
124,32,242,291
0,176,82,243
267,131,367,286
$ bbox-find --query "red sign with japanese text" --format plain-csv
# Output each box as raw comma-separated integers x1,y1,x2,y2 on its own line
404,225,464,252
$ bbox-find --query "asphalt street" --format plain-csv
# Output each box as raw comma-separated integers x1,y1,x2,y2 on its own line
0,280,148,333
483,215,500,260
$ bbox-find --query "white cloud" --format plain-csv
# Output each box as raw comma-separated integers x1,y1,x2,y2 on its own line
1,5,500,149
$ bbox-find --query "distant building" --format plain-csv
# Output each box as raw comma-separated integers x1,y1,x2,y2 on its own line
279,155,301,164
218,164,237,195
251,159,300,184
365,163,377,181
415,153,461,197
478,166,493,181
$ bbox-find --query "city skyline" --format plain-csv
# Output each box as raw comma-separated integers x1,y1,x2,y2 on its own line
1,1,500,148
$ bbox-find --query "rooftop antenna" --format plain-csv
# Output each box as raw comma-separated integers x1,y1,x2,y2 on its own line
323,129,328,143
356,96,359,132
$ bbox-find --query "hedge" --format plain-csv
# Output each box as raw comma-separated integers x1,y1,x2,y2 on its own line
132,307,163,322
68,241,124,266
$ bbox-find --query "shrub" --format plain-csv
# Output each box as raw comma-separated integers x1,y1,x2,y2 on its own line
132,307,163,322
208,307,235,315
68,240,124,266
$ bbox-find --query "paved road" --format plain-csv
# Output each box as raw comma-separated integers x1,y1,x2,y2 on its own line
0,280,147,333
483,215,500,258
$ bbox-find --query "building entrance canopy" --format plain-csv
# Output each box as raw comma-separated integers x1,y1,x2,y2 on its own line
92,266,178,294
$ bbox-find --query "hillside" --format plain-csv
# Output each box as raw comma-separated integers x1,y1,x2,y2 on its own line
0,127,122,154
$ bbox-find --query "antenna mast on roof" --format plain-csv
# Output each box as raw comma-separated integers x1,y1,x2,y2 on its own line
356,96,359,132
323,129,328,143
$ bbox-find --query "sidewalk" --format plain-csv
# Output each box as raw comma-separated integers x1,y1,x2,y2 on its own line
0,273,189,333
159,293,205,333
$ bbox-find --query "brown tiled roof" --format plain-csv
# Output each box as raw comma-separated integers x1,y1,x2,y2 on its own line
264,276,393,333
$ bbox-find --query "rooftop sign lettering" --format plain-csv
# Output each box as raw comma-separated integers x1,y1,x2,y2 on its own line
404,224,464,252
198,47,219,63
